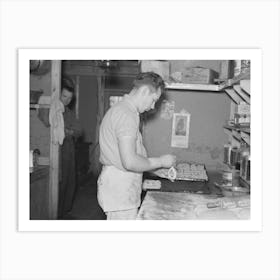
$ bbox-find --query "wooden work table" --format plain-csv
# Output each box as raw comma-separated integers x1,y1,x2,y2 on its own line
137,171,250,220
30,165,50,219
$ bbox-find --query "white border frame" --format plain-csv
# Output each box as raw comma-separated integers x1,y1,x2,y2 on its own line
19,49,262,231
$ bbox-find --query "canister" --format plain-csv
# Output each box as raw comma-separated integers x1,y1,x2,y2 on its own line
245,155,250,181
222,167,239,187
240,151,250,180
230,147,239,167
222,166,233,186
232,169,240,187
224,144,231,164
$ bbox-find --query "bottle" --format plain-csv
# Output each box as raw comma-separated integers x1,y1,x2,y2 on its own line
239,141,250,178
224,144,231,165
230,147,238,167
222,165,233,186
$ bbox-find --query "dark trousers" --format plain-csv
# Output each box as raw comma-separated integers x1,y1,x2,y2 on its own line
58,137,76,217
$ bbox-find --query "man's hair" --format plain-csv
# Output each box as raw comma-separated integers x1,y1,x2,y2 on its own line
61,76,76,109
133,72,165,94
62,76,75,93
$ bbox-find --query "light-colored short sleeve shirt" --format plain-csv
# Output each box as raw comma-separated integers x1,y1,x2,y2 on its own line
99,95,147,171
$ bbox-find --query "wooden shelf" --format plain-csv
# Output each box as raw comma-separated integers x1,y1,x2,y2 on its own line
165,71,250,93
233,85,250,104
224,125,250,146
30,94,51,110
239,177,250,189
30,104,50,109
223,125,250,133
240,79,250,95
220,72,250,89
225,88,245,104
224,78,251,104
240,131,250,145
165,82,222,92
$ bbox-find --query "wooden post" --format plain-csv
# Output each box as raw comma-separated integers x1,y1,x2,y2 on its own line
48,60,61,219
93,72,105,176
75,75,80,119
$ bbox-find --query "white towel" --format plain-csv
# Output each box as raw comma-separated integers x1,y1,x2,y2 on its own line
49,97,65,145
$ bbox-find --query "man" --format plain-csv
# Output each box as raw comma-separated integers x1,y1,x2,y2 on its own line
58,78,82,219
97,72,176,220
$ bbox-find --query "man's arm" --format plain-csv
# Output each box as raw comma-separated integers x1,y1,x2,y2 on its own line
118,136,174,172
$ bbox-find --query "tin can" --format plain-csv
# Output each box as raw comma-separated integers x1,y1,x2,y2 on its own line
230,147,239,167
245,156,250,181
222,168,240,187
224,144,231,164
240,151,250,180
222,166,233,186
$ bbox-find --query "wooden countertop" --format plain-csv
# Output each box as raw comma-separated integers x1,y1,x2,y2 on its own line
138,170,250,220
137,191,250,220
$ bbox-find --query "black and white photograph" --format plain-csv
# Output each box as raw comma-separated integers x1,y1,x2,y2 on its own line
18,49,262,230
29,58,251,221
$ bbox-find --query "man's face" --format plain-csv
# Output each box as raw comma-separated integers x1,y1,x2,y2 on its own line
60,88,73,106
140,87,161,113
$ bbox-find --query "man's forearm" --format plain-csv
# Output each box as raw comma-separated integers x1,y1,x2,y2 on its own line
123,154,162,172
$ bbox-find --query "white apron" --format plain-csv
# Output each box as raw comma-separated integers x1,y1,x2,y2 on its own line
97,165,143,212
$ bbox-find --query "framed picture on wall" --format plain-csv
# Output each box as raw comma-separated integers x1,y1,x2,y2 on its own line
171,112,191,148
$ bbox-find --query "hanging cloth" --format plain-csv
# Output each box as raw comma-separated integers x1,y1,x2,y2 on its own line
49,97,65,145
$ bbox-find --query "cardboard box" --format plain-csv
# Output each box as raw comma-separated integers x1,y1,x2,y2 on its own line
181,67,218,84
140,60,170,81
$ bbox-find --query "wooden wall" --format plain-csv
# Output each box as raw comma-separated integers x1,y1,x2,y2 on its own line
30,71,51,156
143,90,231,171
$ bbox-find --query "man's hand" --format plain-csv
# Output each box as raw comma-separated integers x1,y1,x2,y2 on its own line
159,154,176,168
